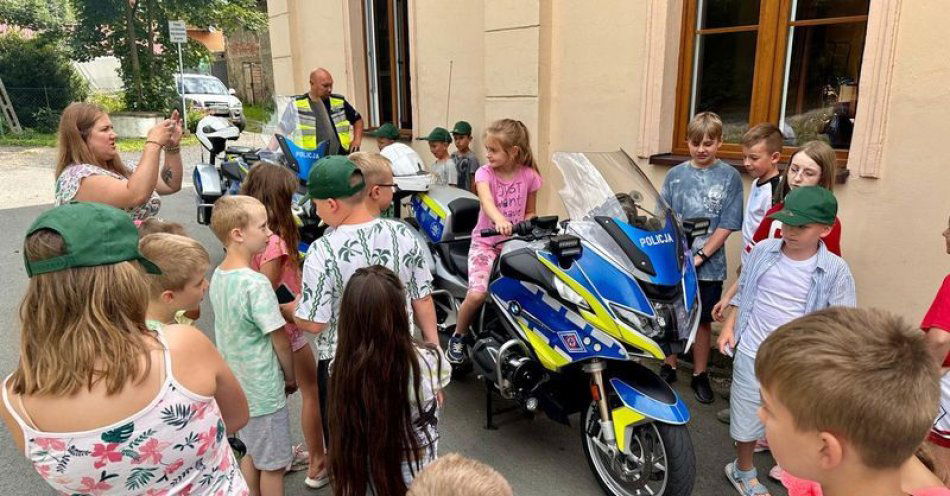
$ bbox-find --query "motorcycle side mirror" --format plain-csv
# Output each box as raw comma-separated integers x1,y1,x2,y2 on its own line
682,217,710,244
549,234,582,268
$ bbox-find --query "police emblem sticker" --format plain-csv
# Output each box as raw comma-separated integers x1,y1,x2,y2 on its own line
559,331,586,353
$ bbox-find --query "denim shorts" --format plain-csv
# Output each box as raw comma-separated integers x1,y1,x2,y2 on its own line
729,351,764,443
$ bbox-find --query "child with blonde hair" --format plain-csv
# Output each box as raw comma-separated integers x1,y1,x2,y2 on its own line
1,202,249,495
756,307,949,496
240,162,327,488
408,453,512,496
446,119,542,363
139,233,210,328
210,195,296,496
659,111,744,403
349,151,397,217
136,217,188,237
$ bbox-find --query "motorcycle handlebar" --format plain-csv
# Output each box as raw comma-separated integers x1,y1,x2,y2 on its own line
480,220,534,238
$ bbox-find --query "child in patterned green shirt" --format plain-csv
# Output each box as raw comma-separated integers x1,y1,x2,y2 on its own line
209,195,296,496
294,156,438,445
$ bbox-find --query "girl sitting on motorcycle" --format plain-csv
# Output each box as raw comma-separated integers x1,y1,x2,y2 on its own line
328,265,450,495
446,119,543,363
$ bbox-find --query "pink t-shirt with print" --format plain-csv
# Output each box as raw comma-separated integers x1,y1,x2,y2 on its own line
471,164,542,246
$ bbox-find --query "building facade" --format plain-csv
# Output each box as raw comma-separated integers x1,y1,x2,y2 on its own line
267,0,950,320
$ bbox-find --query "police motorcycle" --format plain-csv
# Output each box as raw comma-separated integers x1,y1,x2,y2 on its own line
191,97,330,254
405,150,708,496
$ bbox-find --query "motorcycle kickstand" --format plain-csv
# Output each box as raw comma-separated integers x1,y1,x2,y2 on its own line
484,379,521,431
485,380,497,430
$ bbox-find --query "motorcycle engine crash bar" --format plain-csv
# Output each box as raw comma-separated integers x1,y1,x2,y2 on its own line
429,289,459,314
497,338,530,399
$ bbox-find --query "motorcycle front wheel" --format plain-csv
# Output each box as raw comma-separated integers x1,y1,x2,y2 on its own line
581,401,695,496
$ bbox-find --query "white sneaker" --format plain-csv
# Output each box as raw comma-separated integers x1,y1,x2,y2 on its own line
305,472,330,489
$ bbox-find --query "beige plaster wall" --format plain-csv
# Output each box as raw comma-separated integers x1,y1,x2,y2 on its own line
832,1,950,317
408,0,485,161
269,0,950,321
266,0,354,98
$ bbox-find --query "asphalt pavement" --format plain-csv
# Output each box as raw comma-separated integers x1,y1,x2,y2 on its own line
0,151,785,495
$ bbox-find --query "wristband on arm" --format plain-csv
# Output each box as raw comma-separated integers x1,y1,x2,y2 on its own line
696,248,710,264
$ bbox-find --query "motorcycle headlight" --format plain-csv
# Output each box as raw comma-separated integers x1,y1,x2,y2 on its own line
553,277,590,311
611,303,660,339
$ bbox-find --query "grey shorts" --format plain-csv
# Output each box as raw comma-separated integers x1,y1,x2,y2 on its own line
238,405,293,471
729,351,764,443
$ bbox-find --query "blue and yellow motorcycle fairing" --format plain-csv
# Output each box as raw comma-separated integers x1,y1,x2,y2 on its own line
466,151,707,496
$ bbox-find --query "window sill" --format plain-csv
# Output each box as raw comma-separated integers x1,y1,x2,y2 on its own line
648,153,850,184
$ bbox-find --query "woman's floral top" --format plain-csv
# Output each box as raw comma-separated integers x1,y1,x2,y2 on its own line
1,328,248,495
55,163,162,221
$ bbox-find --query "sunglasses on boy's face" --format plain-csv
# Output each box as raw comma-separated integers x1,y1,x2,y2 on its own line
375,183,397,191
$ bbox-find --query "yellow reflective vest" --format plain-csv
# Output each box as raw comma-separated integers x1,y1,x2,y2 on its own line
293,94,353,151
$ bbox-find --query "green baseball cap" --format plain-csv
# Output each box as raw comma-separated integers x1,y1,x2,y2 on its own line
24,202,161,277
768,186,837,226
307,155,366,200
418,127,452,143
451,121,472,136
367,122,399,140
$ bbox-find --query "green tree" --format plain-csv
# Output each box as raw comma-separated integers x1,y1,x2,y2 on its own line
0,33,88,131
0,0,71,34
68,0,266,111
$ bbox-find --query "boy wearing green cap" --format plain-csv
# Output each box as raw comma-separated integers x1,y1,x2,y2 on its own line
419,127,458,187
451,121,477,191
714,186,856,496
294,155,439,435
368,122,427,178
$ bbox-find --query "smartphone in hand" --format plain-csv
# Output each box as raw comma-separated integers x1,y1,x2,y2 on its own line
275,284,295,304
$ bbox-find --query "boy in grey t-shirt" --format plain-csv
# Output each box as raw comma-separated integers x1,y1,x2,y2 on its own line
419,127,457,186
451,120,477,192
659,111,743,404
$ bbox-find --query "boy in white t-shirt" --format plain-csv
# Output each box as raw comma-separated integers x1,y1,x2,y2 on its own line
716,186,856,496
739,123,783,267
368,122,427,177
713,123,786,425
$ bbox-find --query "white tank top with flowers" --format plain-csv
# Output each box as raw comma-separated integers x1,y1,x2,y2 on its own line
1,328,248,495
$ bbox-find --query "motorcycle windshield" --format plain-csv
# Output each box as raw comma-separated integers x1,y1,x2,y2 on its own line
259,95,329,181
260,95,304,149
553,151,679,280
554,151,670,229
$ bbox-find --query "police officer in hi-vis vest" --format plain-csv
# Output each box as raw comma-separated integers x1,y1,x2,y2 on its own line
282,67,364,155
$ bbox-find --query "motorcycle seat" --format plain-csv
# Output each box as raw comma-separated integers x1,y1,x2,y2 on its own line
225,145,254,154
447,197,480,236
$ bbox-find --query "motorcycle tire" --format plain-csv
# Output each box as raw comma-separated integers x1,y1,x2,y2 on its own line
581,401,695,496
